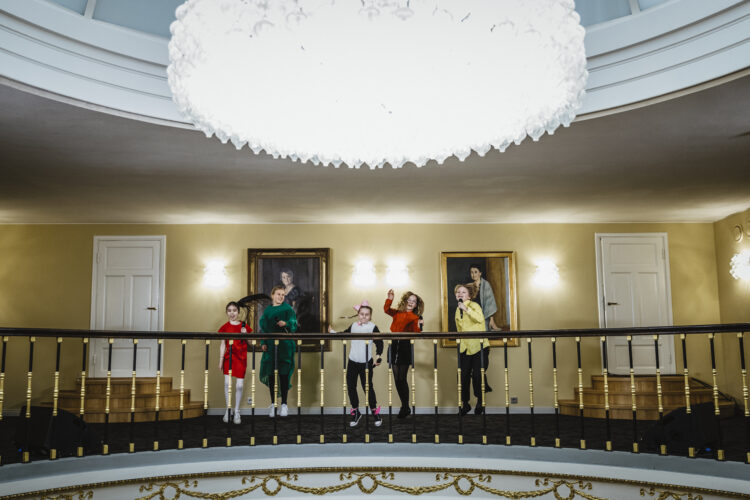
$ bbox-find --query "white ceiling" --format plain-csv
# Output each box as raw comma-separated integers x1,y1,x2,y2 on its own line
0,75,749,224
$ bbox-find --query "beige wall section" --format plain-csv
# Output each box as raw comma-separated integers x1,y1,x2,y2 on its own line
0,222,724,413
713,207,750,401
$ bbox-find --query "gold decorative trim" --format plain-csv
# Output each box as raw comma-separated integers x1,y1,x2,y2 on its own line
3,467,746,500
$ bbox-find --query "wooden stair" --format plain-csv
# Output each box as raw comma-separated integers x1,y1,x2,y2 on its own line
559,375,735,420
43,377,204,423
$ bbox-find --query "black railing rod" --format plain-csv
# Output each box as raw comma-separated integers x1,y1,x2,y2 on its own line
2,323,749,340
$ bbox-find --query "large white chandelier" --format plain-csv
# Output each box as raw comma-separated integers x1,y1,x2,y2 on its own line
168,0,588,169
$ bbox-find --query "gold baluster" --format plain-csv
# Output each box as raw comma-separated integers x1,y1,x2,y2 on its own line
365,341,371,444
552,337,560,448
202,339,208,449
388,339,393,443
179,339,186,449
0,336,6,465
708,333,725,461
627,335,638,453
320,339,325,444
23,336,35,463
738,332,749,464
50,337,62,460
410,338,416,444
457,338,462,445
342,339,348,444
297,339,302,445
433,338,439,445
78,338,88,457
504,337,511,446
103,337,113,456
601,336,612,451
250,339,257,447
654,334,665,455
680,333,694,458
576,336,585,449
526,338,534,447
129,338,138,453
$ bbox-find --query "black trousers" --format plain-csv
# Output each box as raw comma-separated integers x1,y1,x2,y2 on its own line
346,359,377,410
460,347,490,404
392,363,410,408
268,373,290,405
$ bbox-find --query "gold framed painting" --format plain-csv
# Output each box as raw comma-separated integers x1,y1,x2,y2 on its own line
440,251,519,347
247,248,330,351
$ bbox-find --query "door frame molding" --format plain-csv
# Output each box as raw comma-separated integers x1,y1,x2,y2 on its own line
89,235,167,331
595,232,676,374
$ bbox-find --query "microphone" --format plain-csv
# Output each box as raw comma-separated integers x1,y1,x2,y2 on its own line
458,298,463,318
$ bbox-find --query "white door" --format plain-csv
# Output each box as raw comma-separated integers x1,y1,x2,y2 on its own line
596,234,675,375
90,237,165,378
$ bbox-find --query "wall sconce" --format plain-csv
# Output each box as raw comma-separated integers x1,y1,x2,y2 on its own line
352,259,376,288
386,260,409,287
203,260,228,288
730,249,750,281
533,259,560,288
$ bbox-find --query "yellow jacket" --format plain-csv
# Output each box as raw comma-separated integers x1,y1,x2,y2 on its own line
455,300,489,355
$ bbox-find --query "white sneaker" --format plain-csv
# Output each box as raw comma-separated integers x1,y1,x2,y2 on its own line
280,404,289,417
268,404,276,417
233,411,241,424
222,409,230,423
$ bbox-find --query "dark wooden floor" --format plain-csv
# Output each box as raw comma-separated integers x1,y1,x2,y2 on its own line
2,408,748,465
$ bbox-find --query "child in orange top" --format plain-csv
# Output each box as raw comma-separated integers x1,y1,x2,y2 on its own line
384,289,424,418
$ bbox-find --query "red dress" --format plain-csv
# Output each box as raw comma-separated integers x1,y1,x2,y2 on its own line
219,322,250,378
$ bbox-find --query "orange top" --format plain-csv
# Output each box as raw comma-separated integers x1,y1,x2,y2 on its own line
383,298,421,333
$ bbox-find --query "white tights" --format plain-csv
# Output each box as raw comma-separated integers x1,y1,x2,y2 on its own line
224,375,244,414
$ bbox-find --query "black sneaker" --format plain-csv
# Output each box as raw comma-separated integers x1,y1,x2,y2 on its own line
372,407,383,427
349,408,362,427
459,403,471,416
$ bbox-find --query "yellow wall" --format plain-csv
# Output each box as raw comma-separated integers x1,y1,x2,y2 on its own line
0,222,726,412
713,207,750,400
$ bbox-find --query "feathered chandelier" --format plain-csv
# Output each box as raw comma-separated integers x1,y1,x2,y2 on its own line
168,0,588,169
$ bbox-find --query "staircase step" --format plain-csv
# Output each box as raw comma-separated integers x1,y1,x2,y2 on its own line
57,389,194,411
589,375,701,392
76,377,174,395
558,399,735,420
41,402,206,423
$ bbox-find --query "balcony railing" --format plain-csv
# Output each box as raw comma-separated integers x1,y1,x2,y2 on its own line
0,323,748,466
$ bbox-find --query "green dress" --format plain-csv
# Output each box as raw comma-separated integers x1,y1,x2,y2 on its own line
259,302,297,389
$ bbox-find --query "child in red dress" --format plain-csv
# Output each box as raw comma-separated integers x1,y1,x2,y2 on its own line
218,301,250,424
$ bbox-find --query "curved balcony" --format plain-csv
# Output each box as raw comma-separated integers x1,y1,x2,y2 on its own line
0,324,749,498
1,0,749,126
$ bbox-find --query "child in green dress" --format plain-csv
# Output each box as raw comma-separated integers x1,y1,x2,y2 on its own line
259,285,298,417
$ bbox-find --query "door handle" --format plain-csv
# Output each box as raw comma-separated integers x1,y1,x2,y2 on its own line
607,302,619,306
146,306,157,310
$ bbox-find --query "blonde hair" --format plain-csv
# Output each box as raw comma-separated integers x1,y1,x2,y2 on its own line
270,285,285,297
396,291,424,316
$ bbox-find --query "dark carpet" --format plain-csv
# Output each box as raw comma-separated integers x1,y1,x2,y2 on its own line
2,409,749,465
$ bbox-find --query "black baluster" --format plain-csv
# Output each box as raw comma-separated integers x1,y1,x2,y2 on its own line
551,337,561,448
365,342,371,443
626,336,638,453
457,339,463,444
576,336,585,450
23,336,35,463
129,339,138,453
154,339,164,451
103,338,113,456
411,339,416,444
737,332,749,464
319,339,325,444
504,338,511,446
179,339,186,449
601,336,612,451
387,340,393,443
708,333,725,461
342,339,348,444
526,338,534,447
480,338,487,445
250,340,256,446
201,339,207,448
50,337,62,460
273,339,278,445
433,339,439,444
0,336,7,465
77,338,88,457
296,339,302,444
653,334,665,455
680,333,695,458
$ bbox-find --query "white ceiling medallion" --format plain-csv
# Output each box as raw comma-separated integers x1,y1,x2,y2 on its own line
168,0,588,169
